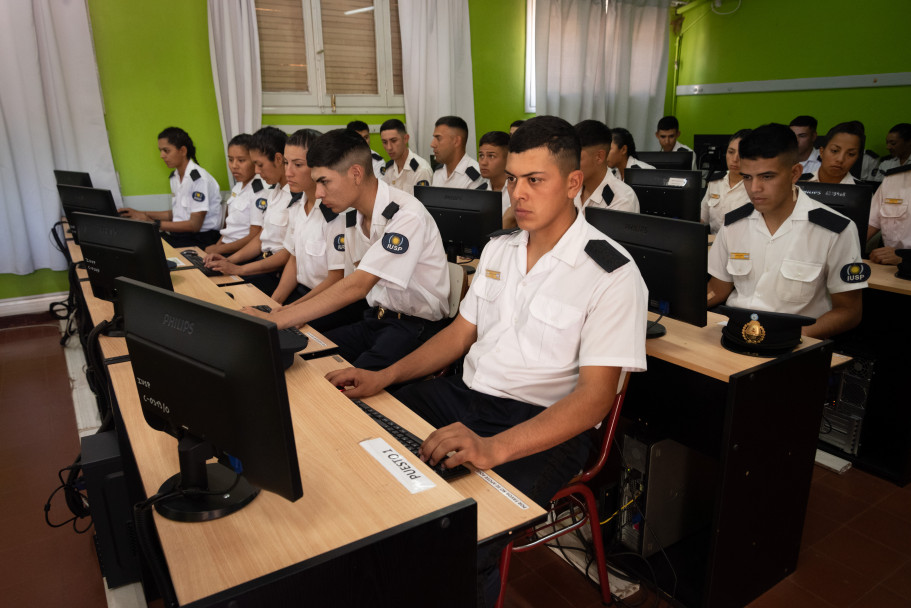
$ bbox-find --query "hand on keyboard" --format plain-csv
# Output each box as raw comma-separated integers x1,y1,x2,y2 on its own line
420,422,497,472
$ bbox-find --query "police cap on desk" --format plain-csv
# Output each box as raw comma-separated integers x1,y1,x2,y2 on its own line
895,249,911,280
714,305,815,357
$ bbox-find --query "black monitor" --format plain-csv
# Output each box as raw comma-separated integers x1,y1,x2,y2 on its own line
624,169,703,222
585,208,708,338
58,185,119,244
73,212,173,336
635,151,694,171
117,277,303,522
797,182,873,255
54,170,93,188
693,135,731,173
414,185,502,261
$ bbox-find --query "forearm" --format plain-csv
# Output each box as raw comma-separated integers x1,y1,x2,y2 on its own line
145,210,172,221
379,316,476,387
803,305,861,339
271,257,300,304
235,249,289,276
228,234,264,264
707,276,733,308
271,271,376,329
160,218,202,233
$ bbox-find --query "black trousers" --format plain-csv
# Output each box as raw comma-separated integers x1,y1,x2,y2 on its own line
324,310,449,371
162,229,220,249
239,253,282,296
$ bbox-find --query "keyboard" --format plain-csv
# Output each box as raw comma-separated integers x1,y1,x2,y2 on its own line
180,249,222,277
350,399,471,481
254,305,308,339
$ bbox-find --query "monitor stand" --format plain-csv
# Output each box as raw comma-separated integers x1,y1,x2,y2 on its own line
154,435,259,523
646,322,667,339
102,301,125,337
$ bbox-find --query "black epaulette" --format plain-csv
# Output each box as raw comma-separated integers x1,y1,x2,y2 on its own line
382,202,400,219
190,169,201,181
488,227,520,239
372,152,383,162
724,203,755,226
345,210,357,228
465,166,481,181
319,203,339,223
601,185,615,205
409,157,419,172
288,191,304,206
269,183,276,189
864,149,879,159
476,182,489,190
251,179,264,193
799,172,814,181
808,207,850,233
706,170,726,183
385,159,394,169
585,240,629,273
169,170,176,178
885,164,911,177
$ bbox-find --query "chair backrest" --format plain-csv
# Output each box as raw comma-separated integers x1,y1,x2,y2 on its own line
447,262,468,319
578,370,629,484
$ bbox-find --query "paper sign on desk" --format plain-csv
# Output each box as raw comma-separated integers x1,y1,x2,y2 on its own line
167,257,189,267
360,438,436,494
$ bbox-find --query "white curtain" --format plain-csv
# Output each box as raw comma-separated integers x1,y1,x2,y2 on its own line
0,0,119,275
208,0,262,184
398,0,478,160
535,0,670,152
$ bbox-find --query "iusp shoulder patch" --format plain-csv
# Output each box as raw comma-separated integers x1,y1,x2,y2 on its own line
885,164,911,177
251,179,264,193
488,227,520,239
799,172,814,181
382,202,400,219
724,203,755,226
319,203,339,223
601,185,615,205
254,197,268,212
345,210,357,228
190,169,202,181
808,207,850,233
382,233,409,254
333,234,345,251
585,240,629,273
840,262,870,284
416,179,430,187
465,166,481,181
192,191,206,202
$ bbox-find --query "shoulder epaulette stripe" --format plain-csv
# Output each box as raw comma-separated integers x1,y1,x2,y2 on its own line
706,170,726,183
601,185,615,205
476,182,489,190
488,227,520,238
724,202,755,226
345,210,357,228
190,169,201,181
372,152,382,161
385,159,394,168
251,179,264,192
465,166,481,181
808,207,850,233
585,240,629,273
885,164,911,177
382,202,400,219
409,157,419,171
319,203,339,223
799,172,814,181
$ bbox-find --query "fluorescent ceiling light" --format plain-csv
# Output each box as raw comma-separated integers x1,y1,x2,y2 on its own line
344,6,375,16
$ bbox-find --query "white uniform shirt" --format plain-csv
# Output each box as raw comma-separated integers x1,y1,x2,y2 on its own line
380,150,433,195
345,180,450,321
708,189,867,319
252,183,293,253
220,176,267,243
700,172,751,235
671,141,696,170
872,156,911,182
459,210,648,408
169,160,222,231
868,168,911,248
805,169,856,185
627,157,656,170
283,193,346,288
431,154,487,189
800,149,821,175
371,151,385,179
501,187,511,215
575,169,640,213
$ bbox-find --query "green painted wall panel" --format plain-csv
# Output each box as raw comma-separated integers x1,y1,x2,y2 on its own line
0,270,68,300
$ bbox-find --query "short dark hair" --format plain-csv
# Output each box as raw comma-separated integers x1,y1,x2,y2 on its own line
889,123,911,141
789,115,818,131
306,128,372,174
509,115,580,174
611,127,637,158
824,121,865,144
434,115,469,137
738,123,799,165
574,120,612,149
228,133,254,150
510,119,525,129
479,131,510,148
729,129,753,143
379,118,407,135
657,116,679,131
346,120,369,133
287,128,323,151
158,127,196,162
251,126,288,161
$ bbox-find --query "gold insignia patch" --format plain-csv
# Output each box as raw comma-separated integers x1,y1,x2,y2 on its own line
742,319,766,344
884,198,903,205
730,252,750,260
485,270,501,280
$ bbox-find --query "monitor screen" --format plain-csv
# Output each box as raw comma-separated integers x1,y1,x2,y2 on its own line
54,170,93,188
797,182,873,255
414,185,502,261
585,207,708,336
693,135,731,173
117,277,303,522
58,185,119,245
635,151,694,171
73,212,173,335
624,169,703,222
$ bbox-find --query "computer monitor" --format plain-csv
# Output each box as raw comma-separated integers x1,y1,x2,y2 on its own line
58,185,119,245
117,277,303,522
54,170,93,188
635,151,694,171
73,212,173,336
585,208,708,337
797,182,873,255
624,169,703,222
693,135,731,173
414,185,502,261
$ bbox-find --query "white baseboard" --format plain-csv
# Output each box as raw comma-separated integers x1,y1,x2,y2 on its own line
0,292,69,317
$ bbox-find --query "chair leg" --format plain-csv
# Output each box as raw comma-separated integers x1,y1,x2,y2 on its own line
582,486,612,605
494,541,514,608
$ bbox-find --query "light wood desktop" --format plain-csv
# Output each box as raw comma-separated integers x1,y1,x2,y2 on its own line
176,246,245,285
865,258,911,296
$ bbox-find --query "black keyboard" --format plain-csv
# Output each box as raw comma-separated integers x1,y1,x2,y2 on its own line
180,249,222,277
350,399,471,481
254,305,308,339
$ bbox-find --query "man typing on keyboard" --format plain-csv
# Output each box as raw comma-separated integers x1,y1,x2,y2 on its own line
326,116,648,607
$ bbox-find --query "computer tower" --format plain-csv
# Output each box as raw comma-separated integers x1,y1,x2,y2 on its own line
81,431,141,588
618,434,717,558
819,356,874,455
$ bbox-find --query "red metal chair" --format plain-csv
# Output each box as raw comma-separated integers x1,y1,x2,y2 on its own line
494,371,630,607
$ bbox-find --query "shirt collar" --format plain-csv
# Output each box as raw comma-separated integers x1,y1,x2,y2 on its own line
512,208,586,268
365,180,392,231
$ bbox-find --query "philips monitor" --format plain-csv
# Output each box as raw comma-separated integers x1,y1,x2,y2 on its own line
117,277,303,522
414,185,502,261
624,169,703,222
54,170,93,188
635,151,694,171
585,207,708,338
58,184,119,245
693,135,731,173
797,182,873,255
73,212,173,336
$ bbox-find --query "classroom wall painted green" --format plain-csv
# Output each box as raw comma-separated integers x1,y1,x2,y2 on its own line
664,0,911,155
0,270,69,300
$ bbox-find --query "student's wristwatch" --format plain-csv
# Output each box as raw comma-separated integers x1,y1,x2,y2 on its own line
152,219,161,230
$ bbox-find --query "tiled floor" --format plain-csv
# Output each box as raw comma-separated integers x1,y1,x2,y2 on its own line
2,312,910,607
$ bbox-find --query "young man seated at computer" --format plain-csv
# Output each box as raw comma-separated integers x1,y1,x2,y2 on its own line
242,129,451,370
871,123,911,182
789,115,821,174
574,120,639,213
378,118,433,196
655,115,695,170
430,115,486,189
707,124,867,339
476,130,515,227
801,121,864,185
867,162,911,265
324,116,648,607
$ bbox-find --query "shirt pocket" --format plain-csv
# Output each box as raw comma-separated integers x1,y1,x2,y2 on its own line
725,258,753,277
269,209,289,228
776,259,824,304
879,199,908,219
520,296,585,367
472,276,504,335
304,238,326,257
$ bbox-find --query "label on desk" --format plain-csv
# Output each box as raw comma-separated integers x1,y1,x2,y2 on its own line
475,470,530,510
360,438,436,494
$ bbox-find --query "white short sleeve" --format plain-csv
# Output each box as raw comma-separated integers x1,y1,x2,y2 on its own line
356,212,424,289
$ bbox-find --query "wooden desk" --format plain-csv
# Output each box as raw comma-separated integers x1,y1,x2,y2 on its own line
176,246,244,285
865,259,911,296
